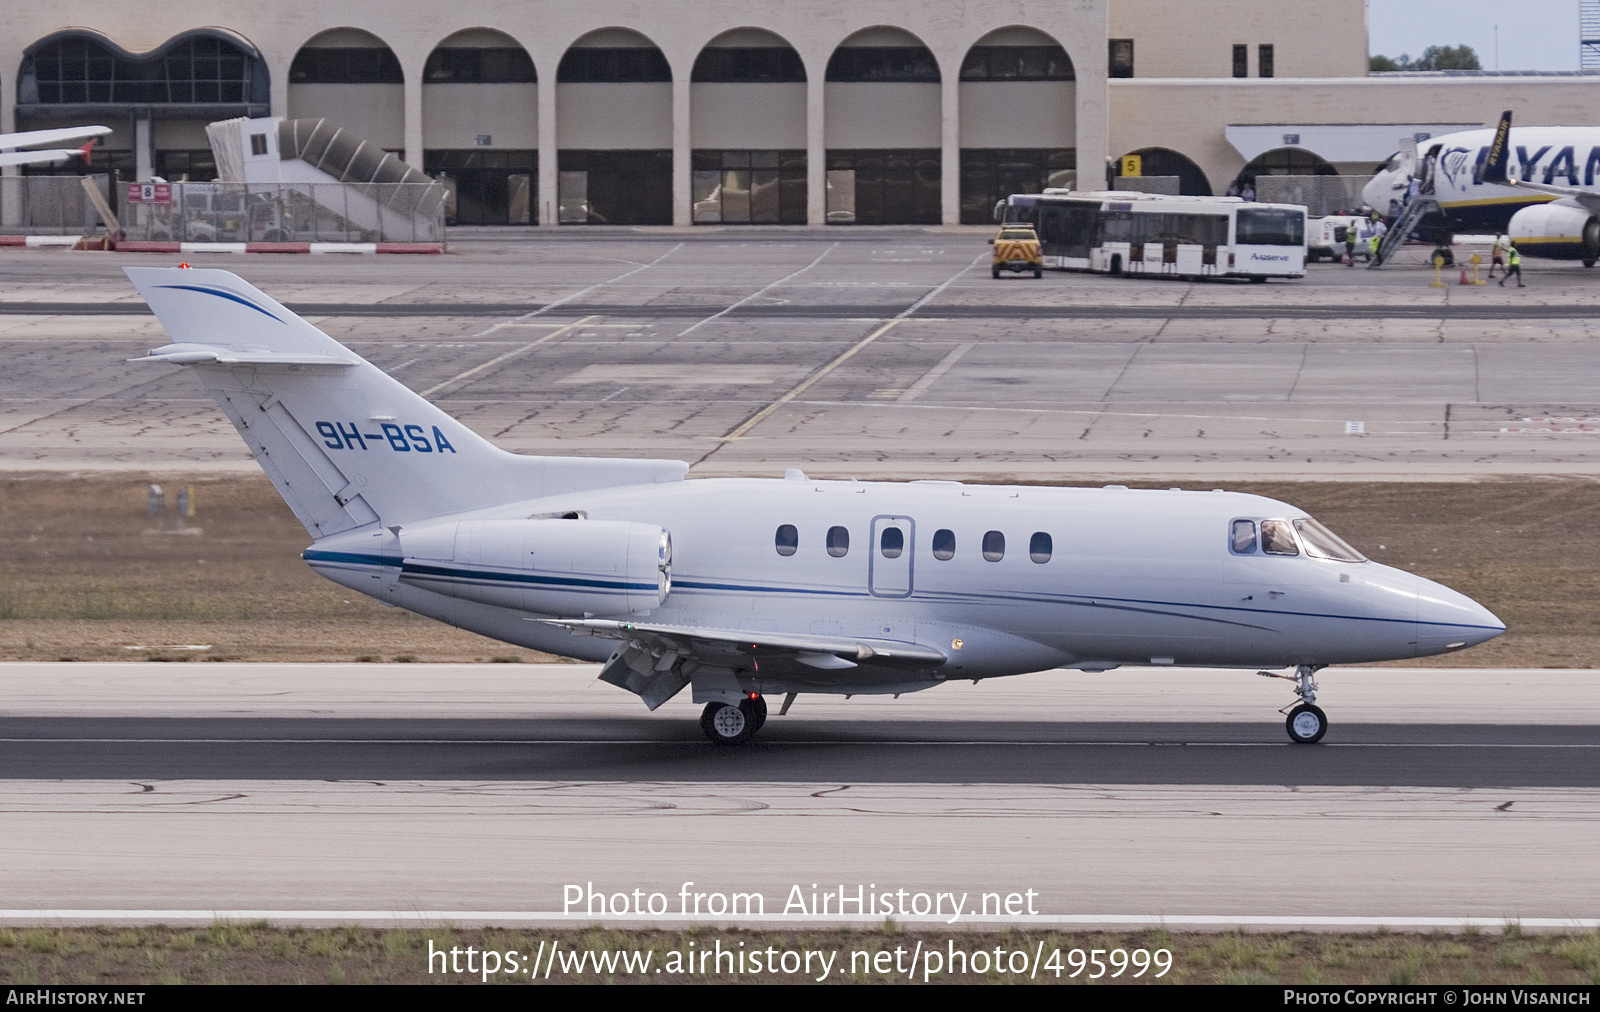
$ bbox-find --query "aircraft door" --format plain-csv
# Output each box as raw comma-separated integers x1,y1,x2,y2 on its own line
869,515,914,598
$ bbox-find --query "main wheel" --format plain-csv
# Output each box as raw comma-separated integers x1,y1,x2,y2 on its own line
991,265,1001,279
742,694,767,734
1033,265,1043,278
1585,258,1596,268
1249,275,1268,284
701,701,756,745
1285,703,1328,744
1109,254,1123,276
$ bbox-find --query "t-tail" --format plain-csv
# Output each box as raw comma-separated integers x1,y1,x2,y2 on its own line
127,267,686,537
1476,109,1513,185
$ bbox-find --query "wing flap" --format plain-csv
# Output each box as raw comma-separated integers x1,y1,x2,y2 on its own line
538,618,948,668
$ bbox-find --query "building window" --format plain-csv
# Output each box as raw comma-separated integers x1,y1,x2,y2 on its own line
826,526,850,558
1108,39,1134,79
424,48,535,83
959,46,1074,81
1258,44,1274,78
557,47,672,83
557,150,672,225
960,148,1076,224
1232,44,1248,78
692,150,807,225
826,150,942,225
691,48,805,83
290,47,404,84
825,47,940,82
775,524,798,556
24,33,266,104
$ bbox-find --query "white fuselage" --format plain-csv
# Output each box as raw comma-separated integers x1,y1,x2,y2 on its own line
306,478,1502,696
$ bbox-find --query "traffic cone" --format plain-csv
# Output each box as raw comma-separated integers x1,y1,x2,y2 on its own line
1458,268,1470,285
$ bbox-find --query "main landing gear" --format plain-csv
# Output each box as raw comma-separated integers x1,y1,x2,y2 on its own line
700,694,767,745
1259,664,1328,744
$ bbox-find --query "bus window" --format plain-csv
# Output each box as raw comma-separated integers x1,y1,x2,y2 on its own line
1236,208,1305,246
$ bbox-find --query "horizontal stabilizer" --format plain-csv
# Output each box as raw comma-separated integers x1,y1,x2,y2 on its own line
128,267,688,535
131,342,357,367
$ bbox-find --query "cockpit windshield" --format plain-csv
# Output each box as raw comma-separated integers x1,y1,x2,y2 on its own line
1293,518,1367,562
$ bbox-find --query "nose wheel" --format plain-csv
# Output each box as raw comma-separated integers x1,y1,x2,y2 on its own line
700,695,767,746
1286,703,1327,744
1260,664,1328,744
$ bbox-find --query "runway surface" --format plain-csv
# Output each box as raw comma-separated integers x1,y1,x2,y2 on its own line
6,239,1600,479
0,663,1595,924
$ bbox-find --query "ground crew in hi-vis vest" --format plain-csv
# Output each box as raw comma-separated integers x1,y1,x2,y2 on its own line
1368,232,1381,262
1499,243,1524,287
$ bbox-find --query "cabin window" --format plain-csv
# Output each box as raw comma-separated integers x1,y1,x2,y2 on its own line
932,528,956,560
1261,519,1299,556
982,530,1005,562
775,524,798,556
1231,519,1257,554
1293,518,1367,563
1029,532,1052,563
880,526,904,559
826,525,850,558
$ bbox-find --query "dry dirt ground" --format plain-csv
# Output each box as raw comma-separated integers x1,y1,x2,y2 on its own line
0,473,1593,667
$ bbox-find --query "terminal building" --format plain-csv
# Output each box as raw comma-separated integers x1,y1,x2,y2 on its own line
3,1,1597,226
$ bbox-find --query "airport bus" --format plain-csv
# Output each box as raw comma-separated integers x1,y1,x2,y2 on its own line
994,190,1307,281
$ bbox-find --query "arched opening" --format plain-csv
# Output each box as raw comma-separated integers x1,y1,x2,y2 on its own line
422,28,536,225
824,27,941,224
690,28,806,224
958,26,1076,223
1231,146,1337,196
289,29,404,151
556,28,672,224
17,29,269,182
1112,147,1212,196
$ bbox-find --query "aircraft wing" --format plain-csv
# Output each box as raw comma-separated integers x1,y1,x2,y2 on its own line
1503,180,1600,214
538,617,949,710
540,618,948,668
0,125,112,150
0,148,81,169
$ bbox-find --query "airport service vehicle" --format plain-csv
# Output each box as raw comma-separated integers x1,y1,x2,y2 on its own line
128,267,1503,746
1364,111,1600,265
1309,215,1374,263
994,190,1307,281
990,222,1043,278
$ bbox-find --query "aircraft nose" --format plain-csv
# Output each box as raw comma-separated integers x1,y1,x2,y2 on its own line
1415,574,1505,657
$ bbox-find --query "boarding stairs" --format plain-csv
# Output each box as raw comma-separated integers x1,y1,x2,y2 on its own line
1367,196,1437,269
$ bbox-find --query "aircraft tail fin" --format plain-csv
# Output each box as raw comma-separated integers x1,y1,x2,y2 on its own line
1477,110,1513,184
127,267,687,537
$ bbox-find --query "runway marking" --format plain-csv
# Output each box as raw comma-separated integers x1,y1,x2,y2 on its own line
898,342,975,402
715,250,987,444
676,242,838,337
419,316,598,397
0,910,1594,930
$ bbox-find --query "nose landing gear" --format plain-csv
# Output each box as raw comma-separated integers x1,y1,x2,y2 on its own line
700,694,768,745
1260,664,1328,744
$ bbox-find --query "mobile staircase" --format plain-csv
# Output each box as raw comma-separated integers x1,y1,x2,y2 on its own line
1367,196,1437,269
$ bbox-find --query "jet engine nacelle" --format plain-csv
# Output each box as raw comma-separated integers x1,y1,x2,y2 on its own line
398,518,671,617
1508,202,1600,264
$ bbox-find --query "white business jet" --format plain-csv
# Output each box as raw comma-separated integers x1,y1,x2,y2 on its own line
1362,111,1600,264
127,267,1504,746
0,125,111,169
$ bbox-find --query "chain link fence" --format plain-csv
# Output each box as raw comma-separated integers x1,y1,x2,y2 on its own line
117,182,445,243
0,175,113,235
